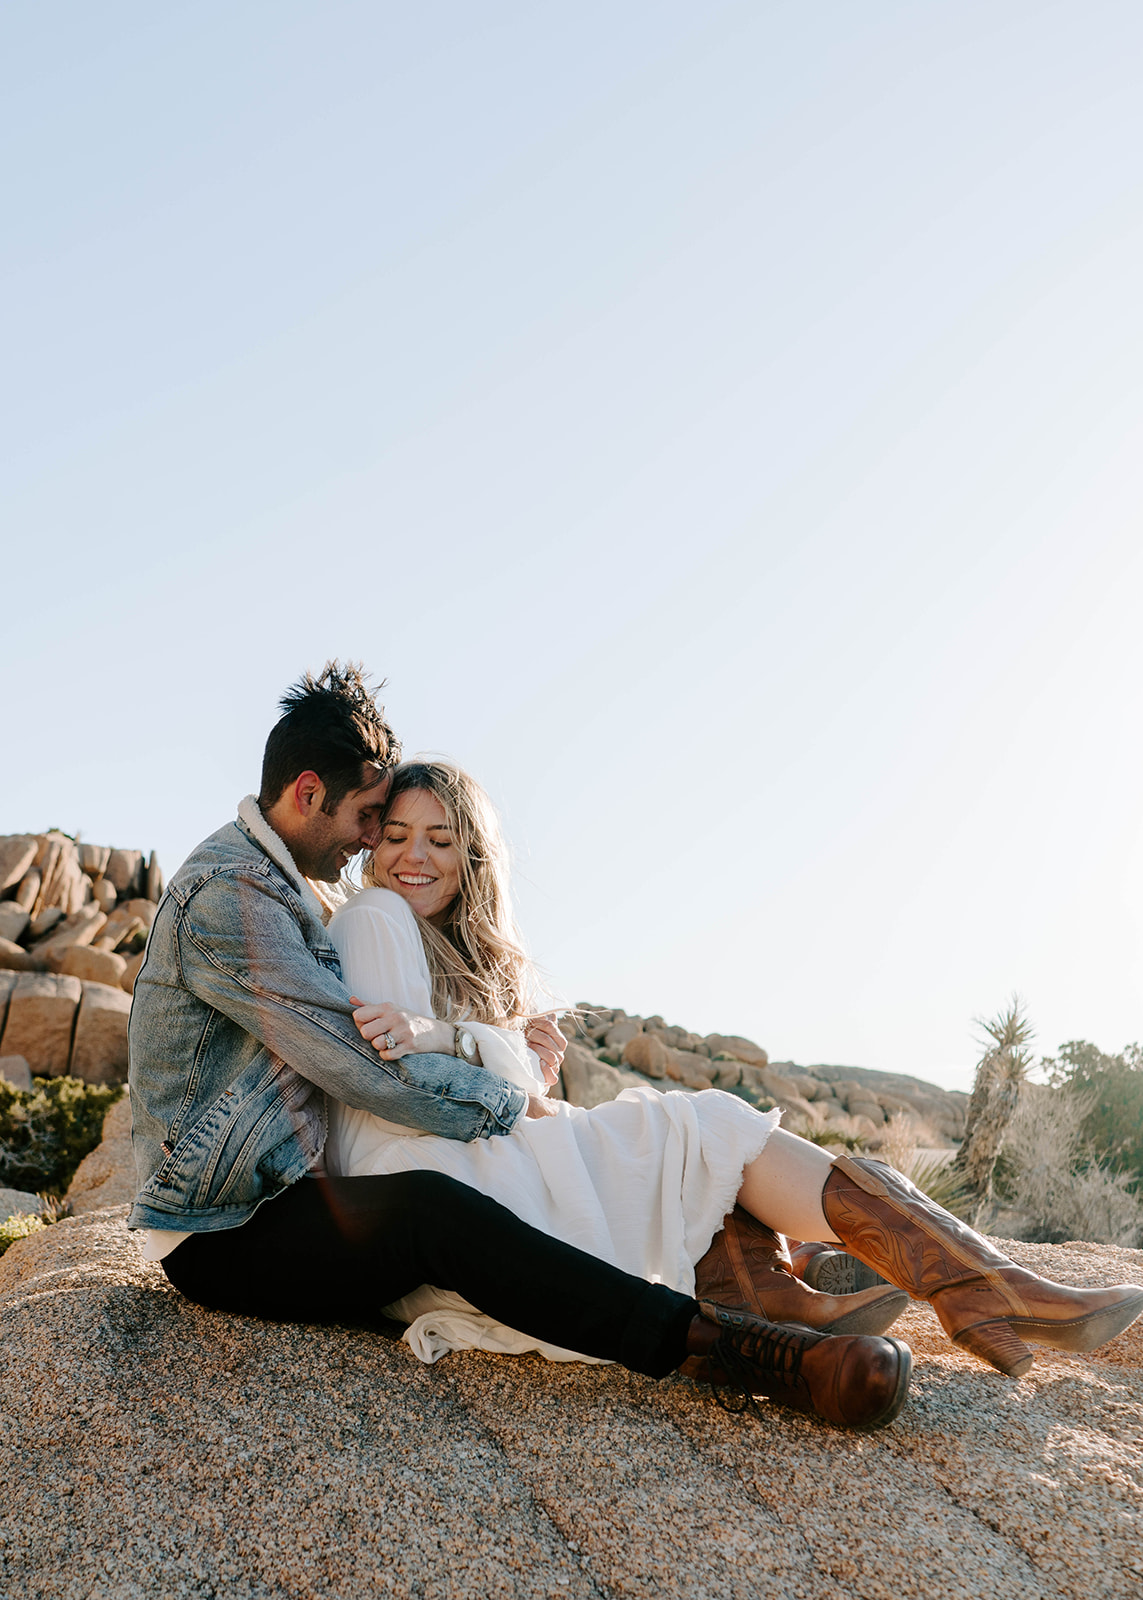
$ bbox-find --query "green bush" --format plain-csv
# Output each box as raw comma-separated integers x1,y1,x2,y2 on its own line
0,1211,45,1257
1040,1041,1143,1193
0,1077,124,1197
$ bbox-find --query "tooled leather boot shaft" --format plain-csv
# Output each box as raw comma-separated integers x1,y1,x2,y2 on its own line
822,1153,1019,1303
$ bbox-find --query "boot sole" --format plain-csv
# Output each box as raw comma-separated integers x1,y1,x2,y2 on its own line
1011,1287,1143,1353
804,1249,891,1297
820,1288,909,1337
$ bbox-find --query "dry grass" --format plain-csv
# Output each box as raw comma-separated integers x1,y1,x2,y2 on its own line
1000,1082,1143,1246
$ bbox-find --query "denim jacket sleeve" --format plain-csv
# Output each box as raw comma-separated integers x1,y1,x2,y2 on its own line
176,867,525,1140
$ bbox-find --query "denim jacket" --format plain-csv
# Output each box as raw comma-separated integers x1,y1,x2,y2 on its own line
127,799,526,1233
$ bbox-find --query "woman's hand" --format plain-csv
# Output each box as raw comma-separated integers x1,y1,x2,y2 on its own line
349,999,452,1060
524,1014,567,1087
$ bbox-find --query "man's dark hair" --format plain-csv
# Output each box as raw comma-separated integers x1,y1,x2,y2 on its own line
259,661,401,814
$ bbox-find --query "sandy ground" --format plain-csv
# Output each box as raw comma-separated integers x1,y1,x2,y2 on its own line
2,1200,1141,1600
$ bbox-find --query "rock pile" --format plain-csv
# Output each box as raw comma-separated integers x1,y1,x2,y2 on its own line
561,1005,967,1142
0,831,162,1087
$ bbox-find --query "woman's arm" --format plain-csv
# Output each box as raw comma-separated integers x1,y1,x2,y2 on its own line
331,892,558,1099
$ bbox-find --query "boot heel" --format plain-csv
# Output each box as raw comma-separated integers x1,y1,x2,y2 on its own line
954,1319,1034,1377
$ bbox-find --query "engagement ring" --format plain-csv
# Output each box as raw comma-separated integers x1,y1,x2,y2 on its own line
381,1031,396,1051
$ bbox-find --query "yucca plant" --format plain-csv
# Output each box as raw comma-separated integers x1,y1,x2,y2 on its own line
953,999,1034,1224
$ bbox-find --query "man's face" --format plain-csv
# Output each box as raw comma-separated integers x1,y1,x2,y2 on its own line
293,770,391,882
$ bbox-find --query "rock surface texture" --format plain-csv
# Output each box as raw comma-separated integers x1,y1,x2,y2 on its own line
3,1106,1141,1599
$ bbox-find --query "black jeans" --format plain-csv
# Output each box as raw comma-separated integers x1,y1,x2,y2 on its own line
162,1172,698,1379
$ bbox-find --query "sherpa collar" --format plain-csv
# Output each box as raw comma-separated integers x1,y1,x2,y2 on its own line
236,795,345,927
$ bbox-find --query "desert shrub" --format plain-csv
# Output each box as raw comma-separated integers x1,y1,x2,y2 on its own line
0,1211,45,1258
1000,1082,1142,1246
0,1077,124,1197
1039,1040,1143,1191
784,1104,868,1150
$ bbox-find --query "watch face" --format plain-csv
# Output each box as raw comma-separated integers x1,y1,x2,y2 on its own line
459,1030,476,1061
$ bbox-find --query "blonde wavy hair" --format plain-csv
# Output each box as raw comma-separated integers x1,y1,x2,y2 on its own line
362,760,534,1027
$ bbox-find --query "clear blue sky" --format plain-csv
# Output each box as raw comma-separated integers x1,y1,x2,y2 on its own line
5,2,1143,1091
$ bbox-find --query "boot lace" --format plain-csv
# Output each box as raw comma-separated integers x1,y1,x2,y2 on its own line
708,1321,810,1416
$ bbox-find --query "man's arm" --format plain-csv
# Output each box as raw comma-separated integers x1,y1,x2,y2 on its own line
177,869,526,1139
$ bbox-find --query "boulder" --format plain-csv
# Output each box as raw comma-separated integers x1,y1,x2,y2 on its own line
0,937,40,972
31,834,88,916
120,949,147,994
663,1048,716,1090
622,1032,670,1078
0,835,38,893
0,973,82,1076
145,851,164,903
773,1092,819,1123
65,1093,134,1214
27,905,64,941
602,1018,642,1054
704,1033,768,1067
77,843,112,878
12,868,41,912
786,1072,828,1101
560,1042,629,1109
759,1066,808,1102
848,1095,887,1126
0,1054,34,1091
69,982,131,1085
0,903,30,944
92,877,118,913
59,946,129,986
94,898,156,951
105,848,144,895
0,1186,43,1220
35,906,107,969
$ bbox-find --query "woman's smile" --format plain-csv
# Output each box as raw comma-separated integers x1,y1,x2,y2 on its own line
370,788,461,926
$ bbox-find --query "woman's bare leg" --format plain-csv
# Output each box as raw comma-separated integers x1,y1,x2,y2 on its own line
736,1129,844,1243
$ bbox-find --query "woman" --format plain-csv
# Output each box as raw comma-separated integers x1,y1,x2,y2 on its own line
327,761,1143,1382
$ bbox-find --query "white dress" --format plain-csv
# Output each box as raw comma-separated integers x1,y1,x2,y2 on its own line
325,889,781,1365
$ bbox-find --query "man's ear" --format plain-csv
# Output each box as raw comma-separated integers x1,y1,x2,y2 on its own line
292,771,327,816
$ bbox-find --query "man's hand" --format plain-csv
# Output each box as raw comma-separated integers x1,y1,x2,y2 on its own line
349,1000,452,1059
524,1093,560,1118
524,1014,567,1086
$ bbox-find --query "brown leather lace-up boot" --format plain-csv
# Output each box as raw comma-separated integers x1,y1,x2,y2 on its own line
680,1300,912,1431
695,1206,907,1335
822,1153,1143,1377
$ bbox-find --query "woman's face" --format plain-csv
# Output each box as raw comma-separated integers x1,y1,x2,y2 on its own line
370,788,462,927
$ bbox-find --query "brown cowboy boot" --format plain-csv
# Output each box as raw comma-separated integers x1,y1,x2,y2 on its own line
822,1153,1143,1377
680,1299,912,1430
695,1206,907,1335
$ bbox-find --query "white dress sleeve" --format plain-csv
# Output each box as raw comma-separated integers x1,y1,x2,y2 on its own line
328,889,434,1015
328,889,545,1096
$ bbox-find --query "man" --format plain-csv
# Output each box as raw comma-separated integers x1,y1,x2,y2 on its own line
127,661,910,1431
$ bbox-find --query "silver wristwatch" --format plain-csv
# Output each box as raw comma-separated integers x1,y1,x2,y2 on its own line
454,1026,481,1066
